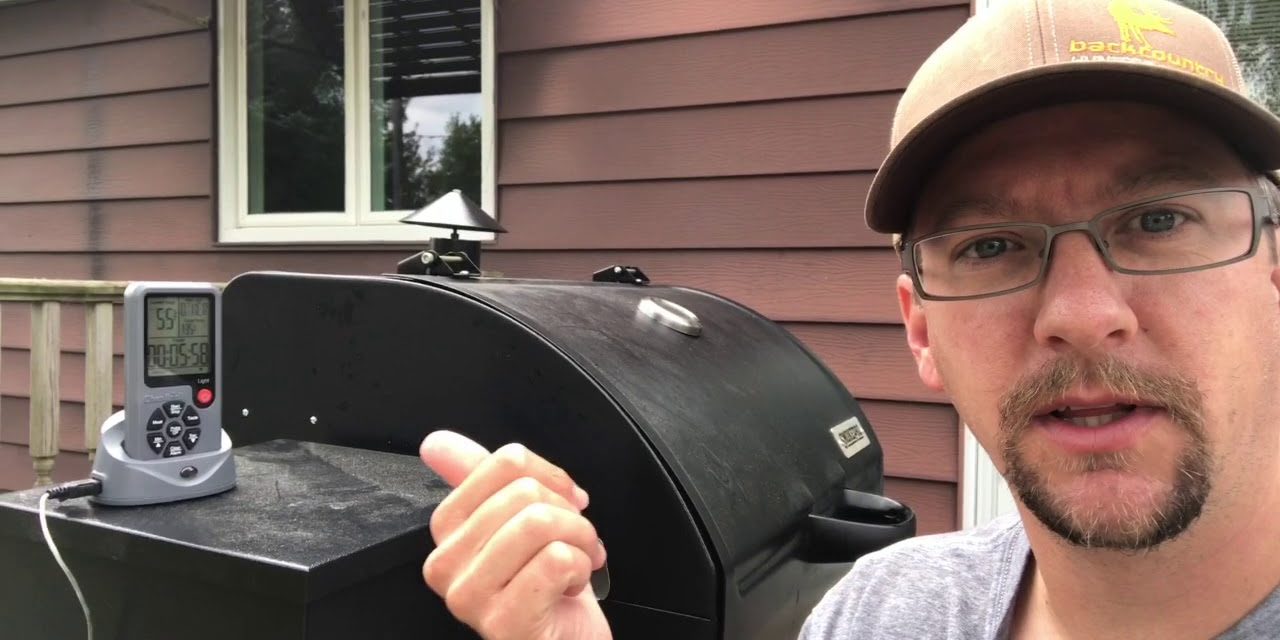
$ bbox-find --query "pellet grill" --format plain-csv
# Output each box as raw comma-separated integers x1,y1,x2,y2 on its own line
0,266,915,640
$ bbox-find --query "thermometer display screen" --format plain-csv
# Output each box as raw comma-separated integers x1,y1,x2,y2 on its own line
145,296,213,378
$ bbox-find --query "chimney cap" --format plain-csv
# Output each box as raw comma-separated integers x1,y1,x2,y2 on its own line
400,190,506,234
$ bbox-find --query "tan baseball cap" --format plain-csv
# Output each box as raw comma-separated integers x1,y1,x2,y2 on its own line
865,0,1280,234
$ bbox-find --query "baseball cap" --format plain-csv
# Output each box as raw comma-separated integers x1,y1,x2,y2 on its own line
865,0,1280,235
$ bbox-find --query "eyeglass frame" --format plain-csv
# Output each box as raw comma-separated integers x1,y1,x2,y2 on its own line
898,179,1280,302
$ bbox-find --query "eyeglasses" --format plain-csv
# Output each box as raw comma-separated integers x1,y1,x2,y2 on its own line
901,183,1280,301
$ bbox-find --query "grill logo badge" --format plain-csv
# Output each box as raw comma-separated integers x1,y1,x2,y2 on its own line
830,417,870,459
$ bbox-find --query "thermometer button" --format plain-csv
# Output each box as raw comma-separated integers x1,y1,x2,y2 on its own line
147,409,167,431
195,388,214,407
164,401,185,418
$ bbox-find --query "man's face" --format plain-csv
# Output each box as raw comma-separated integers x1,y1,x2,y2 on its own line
899,102,1280,549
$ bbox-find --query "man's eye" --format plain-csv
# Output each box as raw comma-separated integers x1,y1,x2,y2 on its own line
959,237,1013,259
1134,208,1184,233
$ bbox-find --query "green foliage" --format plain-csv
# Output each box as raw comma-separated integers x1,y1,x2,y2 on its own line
432,113,484,205
380,109,482,210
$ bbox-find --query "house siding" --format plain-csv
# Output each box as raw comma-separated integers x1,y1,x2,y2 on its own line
0,0,222,488
0,0,971,536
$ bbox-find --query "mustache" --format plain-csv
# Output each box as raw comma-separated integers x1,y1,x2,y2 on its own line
998,356,1205,445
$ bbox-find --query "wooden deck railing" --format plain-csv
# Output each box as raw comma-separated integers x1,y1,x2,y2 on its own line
0,278,128,486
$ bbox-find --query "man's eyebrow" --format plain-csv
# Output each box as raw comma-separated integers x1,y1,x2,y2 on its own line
913,161,1226,237
915,196,1016,236
1105,161,1222,202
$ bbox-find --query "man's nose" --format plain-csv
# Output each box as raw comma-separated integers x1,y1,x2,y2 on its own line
1032,230,1139,354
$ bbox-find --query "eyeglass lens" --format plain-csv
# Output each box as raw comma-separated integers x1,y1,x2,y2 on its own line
912,190,1255,298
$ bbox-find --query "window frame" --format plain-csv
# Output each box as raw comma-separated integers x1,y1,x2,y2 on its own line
215,0,497,244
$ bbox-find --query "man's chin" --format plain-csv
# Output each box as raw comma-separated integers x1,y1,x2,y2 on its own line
1031,470,1176,544
1008,461,1210,550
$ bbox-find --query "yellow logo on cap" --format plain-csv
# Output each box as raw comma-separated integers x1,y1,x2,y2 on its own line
1068,0,1225,86
1109,0,1174,48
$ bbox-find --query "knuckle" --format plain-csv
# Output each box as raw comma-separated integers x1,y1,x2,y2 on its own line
580,518,600,544
560,509,598,544
428,506,451,542
421,551,446,594
541,540,587,573
576,509,599,540
476,609,514,640
444,578,482,623
510,475,544,502
515,502,558,535
545,540,574,563
495,443,530,471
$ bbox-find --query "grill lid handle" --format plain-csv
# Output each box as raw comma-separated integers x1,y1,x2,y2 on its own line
806,489,916,562
637,296,702,337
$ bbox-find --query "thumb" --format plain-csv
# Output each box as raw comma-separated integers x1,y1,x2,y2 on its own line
420,430,491,488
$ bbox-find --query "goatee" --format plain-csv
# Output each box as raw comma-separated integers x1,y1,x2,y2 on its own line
998,356,1212,550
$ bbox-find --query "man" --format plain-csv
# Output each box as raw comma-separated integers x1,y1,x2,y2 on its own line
418,0,1280,637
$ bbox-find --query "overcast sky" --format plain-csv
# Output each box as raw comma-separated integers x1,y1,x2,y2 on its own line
403,93,482,151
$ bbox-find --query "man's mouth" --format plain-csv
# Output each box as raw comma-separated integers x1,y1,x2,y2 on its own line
1046,403,1139,428
1026,398,1162,455
1000,358,1205,461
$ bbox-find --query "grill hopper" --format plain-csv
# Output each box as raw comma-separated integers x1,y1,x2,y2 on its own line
222,271,915,639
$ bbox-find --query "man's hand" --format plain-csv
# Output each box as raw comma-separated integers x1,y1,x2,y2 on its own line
420,430,612,640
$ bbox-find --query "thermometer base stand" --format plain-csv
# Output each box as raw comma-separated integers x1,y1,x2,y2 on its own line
90,411,237,506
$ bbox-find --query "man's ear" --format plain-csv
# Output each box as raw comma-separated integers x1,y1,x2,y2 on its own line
897,274,945,392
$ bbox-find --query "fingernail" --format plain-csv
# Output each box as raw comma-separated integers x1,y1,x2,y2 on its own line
572,484,590,509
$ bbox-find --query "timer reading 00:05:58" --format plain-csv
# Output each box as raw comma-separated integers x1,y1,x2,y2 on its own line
147,342,211,371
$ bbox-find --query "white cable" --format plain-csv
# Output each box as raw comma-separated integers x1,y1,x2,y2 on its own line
38,492,93,640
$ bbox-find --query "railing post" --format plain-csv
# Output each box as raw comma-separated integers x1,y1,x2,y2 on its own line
85,302,114,463
30,301,61,487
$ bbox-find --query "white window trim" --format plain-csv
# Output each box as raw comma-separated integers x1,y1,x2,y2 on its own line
216,0,497,244
960,427,1017,528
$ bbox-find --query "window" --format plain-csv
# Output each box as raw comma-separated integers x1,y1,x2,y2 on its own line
217,0,495,243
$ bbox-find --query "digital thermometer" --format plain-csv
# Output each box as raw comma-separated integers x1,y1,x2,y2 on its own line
125,284,221,460
90,282,235,506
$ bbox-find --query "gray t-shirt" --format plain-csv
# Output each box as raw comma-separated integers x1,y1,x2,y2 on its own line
799,514,1280,639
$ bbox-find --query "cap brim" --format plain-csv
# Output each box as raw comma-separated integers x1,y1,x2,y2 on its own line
866,63,1280,234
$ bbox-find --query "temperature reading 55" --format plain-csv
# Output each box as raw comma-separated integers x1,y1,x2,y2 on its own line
152,306,175,331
